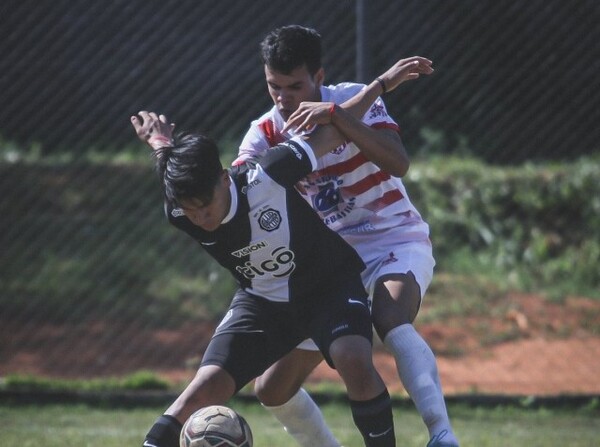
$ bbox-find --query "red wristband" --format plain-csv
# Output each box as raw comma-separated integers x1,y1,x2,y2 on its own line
329,103,336,118
148,135,173,148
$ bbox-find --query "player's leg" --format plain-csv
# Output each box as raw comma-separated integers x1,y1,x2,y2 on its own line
254,347,323,406
143,290,304,447
370,243,459,446
143,364,236,447
316,277,395,447
255,347,342,447
328,334,395,447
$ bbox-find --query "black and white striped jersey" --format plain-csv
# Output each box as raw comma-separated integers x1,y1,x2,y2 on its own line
166,138,365,303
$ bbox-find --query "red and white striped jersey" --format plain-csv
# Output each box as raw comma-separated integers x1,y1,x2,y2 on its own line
237,82,428,239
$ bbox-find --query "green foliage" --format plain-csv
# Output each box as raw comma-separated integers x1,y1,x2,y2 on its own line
1,152,598,333
405,155,600,298
2,371,169,392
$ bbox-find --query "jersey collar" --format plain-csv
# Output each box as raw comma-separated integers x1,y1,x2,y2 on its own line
221,175,237,224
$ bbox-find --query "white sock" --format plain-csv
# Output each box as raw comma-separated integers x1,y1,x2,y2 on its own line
384,324,459,445
263,387,341,447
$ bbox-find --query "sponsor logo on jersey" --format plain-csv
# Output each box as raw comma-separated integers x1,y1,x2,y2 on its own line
231,240,268,258
368,102,388,119
241,178,261,194
171,208,185,217
235,246,295,279
338,220,376,236
258,208,281,232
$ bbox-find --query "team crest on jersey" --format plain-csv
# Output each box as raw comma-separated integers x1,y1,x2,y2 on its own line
258,208,281,232
307,180,356,226
312,181,342,213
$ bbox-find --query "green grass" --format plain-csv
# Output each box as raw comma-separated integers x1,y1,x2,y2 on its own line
1,401,599,447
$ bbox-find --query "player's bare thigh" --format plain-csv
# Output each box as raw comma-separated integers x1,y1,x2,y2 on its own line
371,272,422,340
254,348,323,406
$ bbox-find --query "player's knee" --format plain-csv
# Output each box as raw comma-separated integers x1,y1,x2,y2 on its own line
254,371,300,406
329,336,373,375
254,374,277,404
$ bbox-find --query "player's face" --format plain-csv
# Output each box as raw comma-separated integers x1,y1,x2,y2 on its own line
264,64,324,121
179,172,231,232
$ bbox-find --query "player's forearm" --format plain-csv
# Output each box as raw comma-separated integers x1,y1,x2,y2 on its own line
330,107,410,177
300,124,346,159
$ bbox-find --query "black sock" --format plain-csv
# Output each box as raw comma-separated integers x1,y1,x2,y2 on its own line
350,389,395,447
143,414,183,447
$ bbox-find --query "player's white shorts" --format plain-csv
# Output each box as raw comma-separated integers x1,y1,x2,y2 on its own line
296,219,435,351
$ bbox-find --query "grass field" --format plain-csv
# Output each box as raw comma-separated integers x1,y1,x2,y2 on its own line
2,400,599,447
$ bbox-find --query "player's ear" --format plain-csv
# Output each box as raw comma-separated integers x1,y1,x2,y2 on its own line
222,169,231,185
314,67,325,88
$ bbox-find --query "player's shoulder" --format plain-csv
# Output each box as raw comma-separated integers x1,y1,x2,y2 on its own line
322,82,366,103
249,105,279,127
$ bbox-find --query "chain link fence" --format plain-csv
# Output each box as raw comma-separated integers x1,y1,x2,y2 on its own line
1,0,599,395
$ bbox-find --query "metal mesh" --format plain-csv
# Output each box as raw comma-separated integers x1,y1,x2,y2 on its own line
1,0,599,395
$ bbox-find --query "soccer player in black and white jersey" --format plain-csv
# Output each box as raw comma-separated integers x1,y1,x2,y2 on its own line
132,57,432,447
235,26,459,447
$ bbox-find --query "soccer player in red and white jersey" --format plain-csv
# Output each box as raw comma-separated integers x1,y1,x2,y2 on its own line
236,26,460,447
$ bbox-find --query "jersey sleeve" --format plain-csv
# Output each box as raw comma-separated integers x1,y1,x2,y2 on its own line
234,122,271,166
325,82,400,134
257,137,317,187
361,95,400,134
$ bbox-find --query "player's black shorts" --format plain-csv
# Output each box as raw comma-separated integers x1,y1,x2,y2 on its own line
201,275,372,392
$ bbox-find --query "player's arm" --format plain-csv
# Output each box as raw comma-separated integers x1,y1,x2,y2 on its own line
284,56,434,176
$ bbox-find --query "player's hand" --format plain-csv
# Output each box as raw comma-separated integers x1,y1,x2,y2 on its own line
130,111,175,149
282,101,335,133
376,56,434,93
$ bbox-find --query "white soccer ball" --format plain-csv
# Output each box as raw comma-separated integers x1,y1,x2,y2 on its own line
180,405,253,447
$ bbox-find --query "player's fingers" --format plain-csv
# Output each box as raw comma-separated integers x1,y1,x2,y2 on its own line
130,115,141,131
297,116,313,132
159,114,168,123
137,111,150,125
282,112,304,133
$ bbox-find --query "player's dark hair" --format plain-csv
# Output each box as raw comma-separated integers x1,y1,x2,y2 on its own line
260,25,322,75
154,131,223,206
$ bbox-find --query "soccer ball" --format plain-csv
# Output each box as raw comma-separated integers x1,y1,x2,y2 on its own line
180,405,253,447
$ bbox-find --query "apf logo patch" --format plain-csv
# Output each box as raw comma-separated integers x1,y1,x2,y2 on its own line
258,208,281,232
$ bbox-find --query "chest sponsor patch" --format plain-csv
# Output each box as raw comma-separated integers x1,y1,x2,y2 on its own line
231,240,268,258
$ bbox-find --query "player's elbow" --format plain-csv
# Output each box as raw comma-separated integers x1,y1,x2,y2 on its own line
387,157,410,177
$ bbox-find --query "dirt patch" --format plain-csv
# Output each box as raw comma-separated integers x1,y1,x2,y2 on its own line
2,294,599,396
